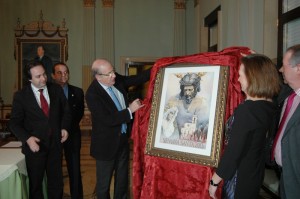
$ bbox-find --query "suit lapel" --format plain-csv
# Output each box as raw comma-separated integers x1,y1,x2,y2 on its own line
93,80,117,109
283,103,300,138
114,84,128,107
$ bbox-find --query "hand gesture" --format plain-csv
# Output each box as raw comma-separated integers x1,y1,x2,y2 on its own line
129,98,144,113
61,129,69,143
26,136,40,152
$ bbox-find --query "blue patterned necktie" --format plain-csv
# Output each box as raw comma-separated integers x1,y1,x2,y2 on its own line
108,87,127,133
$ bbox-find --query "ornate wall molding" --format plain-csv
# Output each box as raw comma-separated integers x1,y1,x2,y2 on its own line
83,0,95,8
15,10,68,38
102,0,114,8
174,0,186,10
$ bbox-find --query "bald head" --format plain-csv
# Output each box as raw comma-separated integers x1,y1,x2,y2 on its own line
92,59,116,86
91,59,112,75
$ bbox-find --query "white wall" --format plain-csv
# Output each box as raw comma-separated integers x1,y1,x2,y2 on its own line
113,0,174,68
198,0,278,59
221,0,265,52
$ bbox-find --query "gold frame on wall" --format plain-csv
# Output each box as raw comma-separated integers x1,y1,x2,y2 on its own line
145,64,229,167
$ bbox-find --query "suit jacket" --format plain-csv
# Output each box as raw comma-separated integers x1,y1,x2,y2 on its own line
65,84,84,148
85,71,150,160
277,85,300,198
9,82,71,155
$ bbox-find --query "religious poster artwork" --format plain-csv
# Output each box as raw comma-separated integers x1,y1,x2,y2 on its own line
145,64,229,167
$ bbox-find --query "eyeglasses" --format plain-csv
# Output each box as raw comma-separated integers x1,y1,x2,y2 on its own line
98,70,115,77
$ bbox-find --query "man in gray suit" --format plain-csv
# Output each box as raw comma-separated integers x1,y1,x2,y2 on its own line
273,44,300,199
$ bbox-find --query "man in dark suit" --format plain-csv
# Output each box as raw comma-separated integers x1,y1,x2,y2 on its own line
273,44,300,199
9,61,71,199
34,45,53,82
85,59,150,199
52,62,84,199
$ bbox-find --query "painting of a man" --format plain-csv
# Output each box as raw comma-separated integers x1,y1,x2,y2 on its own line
34,45,54,82
161,72,211,148
21,42,60,87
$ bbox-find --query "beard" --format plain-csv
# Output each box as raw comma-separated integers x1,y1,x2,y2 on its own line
184,95,193,104
180,90,197,104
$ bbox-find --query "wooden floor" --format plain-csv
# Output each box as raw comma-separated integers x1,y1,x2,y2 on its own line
62,133,279,199
62,134,96,199
62,133,134,199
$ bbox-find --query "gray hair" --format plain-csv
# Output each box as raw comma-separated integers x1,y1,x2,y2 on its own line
286,44,300,67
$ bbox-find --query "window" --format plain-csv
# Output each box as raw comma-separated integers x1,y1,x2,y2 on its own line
278,0,300,61
204,6,221,52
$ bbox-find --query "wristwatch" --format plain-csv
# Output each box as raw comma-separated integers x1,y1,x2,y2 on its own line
210,179,219,186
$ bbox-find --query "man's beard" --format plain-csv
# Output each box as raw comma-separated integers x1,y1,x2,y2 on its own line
183,91,197,104
184,95,193,104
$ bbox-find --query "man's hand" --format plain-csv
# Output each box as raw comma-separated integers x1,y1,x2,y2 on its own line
26,136,40,153
61,129,69,143
129,98,145,113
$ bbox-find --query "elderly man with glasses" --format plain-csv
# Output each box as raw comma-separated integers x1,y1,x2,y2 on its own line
85,59,151,199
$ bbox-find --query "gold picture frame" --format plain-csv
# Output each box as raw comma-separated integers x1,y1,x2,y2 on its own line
145,64,229,167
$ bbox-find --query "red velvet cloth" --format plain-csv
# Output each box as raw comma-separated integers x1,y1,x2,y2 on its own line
131,47,250,199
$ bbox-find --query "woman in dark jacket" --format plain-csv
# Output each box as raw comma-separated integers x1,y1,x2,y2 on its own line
208,54,281,199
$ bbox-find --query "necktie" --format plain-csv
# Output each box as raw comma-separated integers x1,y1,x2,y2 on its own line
63,86,68,99
38,89,49,117
271,92,297,159
108,87,127,133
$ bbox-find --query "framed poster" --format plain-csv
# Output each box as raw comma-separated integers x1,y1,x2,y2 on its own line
145,64,229,167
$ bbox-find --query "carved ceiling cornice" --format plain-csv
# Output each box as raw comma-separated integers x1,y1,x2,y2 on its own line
174,0,186,10
14,10,68,38
83,0,95,8
102,0,114,8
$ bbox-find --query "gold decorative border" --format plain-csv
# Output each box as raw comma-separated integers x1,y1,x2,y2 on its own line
102,0,114,8
174,1,186,9
145,64,229,167
83,0,95,8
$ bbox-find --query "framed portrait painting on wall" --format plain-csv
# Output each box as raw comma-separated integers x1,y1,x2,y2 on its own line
15,38,67,88
145,64,229,167
14,13,68,89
